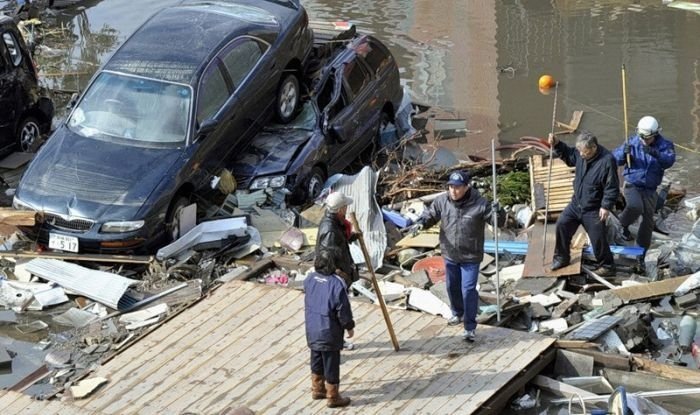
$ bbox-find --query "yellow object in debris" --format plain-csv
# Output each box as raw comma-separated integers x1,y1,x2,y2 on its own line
218,169,237,195
538,74,555,89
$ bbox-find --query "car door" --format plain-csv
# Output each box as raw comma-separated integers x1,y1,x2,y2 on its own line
324,58,376,171
0,31,20,148
191,37,267,186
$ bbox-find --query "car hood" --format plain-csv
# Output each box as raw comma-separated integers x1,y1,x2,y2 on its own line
231,128,312,185
16,126,183,221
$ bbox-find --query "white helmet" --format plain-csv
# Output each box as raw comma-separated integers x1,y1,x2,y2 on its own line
637,116,660,137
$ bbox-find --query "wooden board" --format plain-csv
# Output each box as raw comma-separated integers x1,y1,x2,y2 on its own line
611,275,691,303
0,390,104,415
529,154,575,217
522,223,583,277
69,281,554,415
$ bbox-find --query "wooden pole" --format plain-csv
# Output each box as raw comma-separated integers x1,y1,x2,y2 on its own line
622,64,631,168
348,212,400,351
491,139,501,322
543,81,558,264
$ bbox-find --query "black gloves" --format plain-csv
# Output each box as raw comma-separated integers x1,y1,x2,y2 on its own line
623,143,631,154
643,145,659,158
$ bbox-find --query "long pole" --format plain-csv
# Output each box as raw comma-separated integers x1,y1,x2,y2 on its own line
542,81,559,264
491,139,501,322
622,64,631,168
349,212,400,351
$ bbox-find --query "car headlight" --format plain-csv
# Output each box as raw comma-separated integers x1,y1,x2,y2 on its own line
249,175,286,190
100,220,145,233
12,197,35,211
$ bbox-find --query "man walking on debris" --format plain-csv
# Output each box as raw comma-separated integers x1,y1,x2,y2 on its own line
304,250,355,408
549,131,619,276
316,192,359,287
612,116,676,272
411,170,504,343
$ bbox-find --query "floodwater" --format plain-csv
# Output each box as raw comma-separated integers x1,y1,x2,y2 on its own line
10,0,698,197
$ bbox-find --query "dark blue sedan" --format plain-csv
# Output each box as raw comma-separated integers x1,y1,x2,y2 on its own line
231,32,404,205
13,0,313,253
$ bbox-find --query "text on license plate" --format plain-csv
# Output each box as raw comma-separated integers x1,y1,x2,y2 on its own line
48,233,79,253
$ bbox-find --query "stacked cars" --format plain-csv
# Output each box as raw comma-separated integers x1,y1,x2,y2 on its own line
13,1,404,254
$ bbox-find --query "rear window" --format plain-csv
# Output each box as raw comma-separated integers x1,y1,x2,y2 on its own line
197,64,229,124
343,60,369,97
2,32,22,67
221,39,264,89
360,41,392,75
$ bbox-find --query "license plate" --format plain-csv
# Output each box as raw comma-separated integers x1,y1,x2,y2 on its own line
48,233,79,253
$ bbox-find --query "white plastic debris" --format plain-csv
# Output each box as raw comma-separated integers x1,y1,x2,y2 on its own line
539,318,568,333
407,287,452,318
119,303,168,325
70,377,108,399
674,271,700,297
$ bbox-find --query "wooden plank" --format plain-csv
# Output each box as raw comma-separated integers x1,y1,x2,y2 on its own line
0,390,24,408
554,340,599,349
611,275,690,303
0,250,154,264
94,288,302,414
4,392,35,414
255,304,411,414
532,374,598,398
632,356,700,385
522,223,583,277
572,349,631,371
163,300,375,414
136,291,314,414
79,282,261,410
0,208,35,226
396,232,439,248
432,336,553,412
473,348,556,415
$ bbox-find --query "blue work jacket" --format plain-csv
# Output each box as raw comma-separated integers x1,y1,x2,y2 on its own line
304,272,355,351
612,134,675,191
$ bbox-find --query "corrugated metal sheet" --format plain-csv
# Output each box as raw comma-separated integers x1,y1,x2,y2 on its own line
331,166,386,270
24,259,138,310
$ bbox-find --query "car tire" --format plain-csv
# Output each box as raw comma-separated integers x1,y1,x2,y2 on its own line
275,73,300,124
306,167,326,201
16,116,42,152
165,196,190,242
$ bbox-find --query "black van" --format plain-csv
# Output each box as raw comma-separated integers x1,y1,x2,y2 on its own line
0,15,53,153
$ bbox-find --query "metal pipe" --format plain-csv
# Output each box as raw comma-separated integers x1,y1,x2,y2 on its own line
491,138,501,322
552,387,700,404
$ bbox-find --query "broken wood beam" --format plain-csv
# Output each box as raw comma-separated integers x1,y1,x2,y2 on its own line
632,356,700,385
532,375,599,399
572,349,631,371
582,267,618,289
0,250,153,264
554,340,600,349
0,207,35,226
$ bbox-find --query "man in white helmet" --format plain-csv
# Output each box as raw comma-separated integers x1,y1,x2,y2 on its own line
612,116,676,271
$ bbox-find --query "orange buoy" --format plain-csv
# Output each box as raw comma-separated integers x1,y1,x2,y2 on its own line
538,74,555,89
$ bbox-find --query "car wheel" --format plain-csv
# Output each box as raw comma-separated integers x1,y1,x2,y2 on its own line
275,73,300,124
16,116,42,152
165,196,190,242
306,167,326,201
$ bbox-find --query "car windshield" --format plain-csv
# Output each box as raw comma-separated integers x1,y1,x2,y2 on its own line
68,72,191,146
266,102,316,131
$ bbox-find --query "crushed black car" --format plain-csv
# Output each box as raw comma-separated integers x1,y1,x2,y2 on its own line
230,29,405,205
13,0,313,253
0,14,53,154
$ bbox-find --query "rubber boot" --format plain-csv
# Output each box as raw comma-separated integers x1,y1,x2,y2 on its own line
311,373,326,400
326,383,351,408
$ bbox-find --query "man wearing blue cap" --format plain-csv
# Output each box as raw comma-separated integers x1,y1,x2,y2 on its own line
411,170,503,342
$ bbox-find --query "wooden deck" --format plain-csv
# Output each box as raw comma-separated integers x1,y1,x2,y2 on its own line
5,281,554,414
0,390,106,414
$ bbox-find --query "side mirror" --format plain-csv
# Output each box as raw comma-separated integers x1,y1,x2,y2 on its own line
329,124,344,142
197,118,218,139
66,93,79,110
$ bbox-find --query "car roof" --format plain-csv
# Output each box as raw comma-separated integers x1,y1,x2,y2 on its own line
104,4,280,84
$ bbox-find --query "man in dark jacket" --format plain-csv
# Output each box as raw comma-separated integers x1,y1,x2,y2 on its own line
549,131,619,276
412,170,503,343
304,250,355,408
315,191,358,287
612,116,675,270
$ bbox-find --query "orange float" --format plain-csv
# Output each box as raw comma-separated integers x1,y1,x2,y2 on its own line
538,74,555,89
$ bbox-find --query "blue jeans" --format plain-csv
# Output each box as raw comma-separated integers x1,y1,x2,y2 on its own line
444,258,479,331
